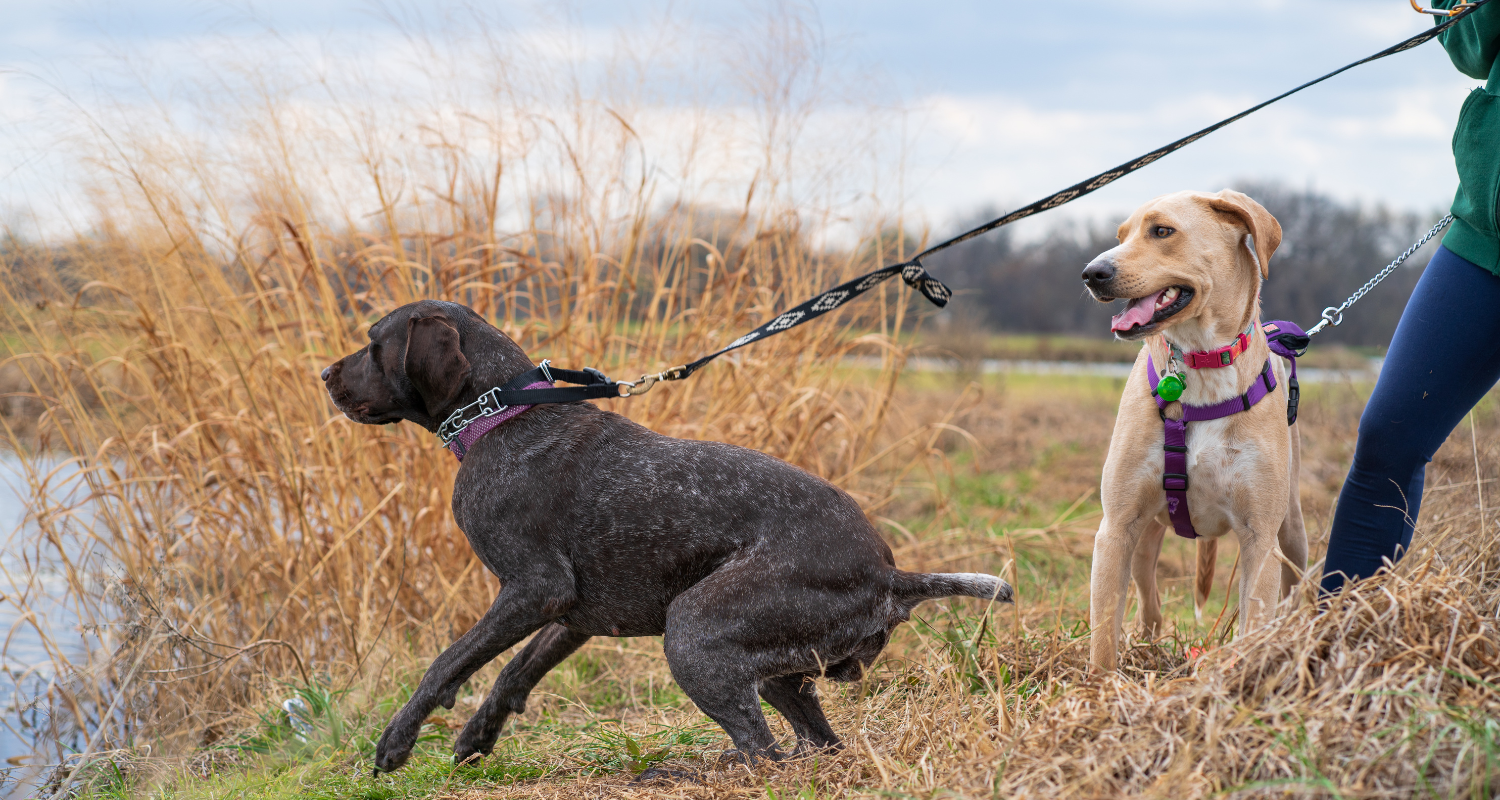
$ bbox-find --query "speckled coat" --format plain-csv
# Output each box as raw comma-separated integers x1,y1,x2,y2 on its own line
322,299,1011,774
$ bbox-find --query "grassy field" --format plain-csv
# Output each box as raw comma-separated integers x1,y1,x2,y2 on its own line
38,371,1500,800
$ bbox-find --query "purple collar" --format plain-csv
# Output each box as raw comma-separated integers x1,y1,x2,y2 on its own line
444,381,552,462
1146,320,1305,540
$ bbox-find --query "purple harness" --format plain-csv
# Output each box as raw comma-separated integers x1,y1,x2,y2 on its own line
1147,320,1307,539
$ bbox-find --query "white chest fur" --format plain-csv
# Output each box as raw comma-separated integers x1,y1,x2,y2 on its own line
1170,354,1288,537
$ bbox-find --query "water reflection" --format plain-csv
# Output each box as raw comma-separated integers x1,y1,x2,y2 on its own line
0,454,113,791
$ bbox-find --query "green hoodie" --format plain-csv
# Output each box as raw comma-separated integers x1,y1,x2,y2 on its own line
1435,0,1500,274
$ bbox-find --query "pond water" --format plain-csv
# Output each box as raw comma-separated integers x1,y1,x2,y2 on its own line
0,453,105,789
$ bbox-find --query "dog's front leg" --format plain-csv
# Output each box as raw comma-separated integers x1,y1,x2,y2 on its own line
374,582,569,773
1235,527,1284,636
453,622,591,765
1130,518,1168,641
1089,513,1149,673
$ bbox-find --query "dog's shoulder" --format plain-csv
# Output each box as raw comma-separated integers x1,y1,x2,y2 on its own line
1113,346,1164,426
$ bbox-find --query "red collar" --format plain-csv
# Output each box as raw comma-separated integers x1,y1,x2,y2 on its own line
1178,325,1255,369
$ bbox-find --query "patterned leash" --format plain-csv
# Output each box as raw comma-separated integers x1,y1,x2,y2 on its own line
1305,214,1454,336
446,0,1487,414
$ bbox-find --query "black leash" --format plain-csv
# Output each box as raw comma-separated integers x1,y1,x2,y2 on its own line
441,1,1487,426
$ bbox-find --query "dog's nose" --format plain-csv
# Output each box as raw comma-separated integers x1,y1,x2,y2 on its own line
1081,258,1116,285
321,365,333,382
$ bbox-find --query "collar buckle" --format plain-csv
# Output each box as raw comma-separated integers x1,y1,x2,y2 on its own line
438,388,510,445
475,387,507,418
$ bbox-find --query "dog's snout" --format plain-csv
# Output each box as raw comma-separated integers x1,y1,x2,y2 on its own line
1081,258,1116,285
321,365,334,382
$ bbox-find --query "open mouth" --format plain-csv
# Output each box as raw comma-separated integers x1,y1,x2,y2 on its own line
1109,286,1193,335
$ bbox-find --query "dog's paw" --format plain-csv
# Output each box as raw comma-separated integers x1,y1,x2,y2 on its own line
451,734,493,768
452,747,486,767
372,713,423,774
452,712,504,765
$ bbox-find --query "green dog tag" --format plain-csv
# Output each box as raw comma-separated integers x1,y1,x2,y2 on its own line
1158,373,1185,402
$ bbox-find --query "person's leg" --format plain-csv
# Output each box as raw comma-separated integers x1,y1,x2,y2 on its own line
1321,245,1500,594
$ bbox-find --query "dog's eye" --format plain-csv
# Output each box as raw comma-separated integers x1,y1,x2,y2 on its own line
1154,226,1175,239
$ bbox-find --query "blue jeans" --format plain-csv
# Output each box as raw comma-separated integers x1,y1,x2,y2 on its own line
1321,245,1500,593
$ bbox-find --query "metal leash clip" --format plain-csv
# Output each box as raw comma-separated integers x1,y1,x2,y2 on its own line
616,365,689,397
1411,0,1475,16
1308,306,1344,337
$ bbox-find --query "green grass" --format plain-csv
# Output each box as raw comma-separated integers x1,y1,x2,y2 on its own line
68,682,721,800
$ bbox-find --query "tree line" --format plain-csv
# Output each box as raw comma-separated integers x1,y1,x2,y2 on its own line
921,182,1443,347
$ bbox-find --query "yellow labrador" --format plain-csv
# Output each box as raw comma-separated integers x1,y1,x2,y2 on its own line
1080,190,1307,673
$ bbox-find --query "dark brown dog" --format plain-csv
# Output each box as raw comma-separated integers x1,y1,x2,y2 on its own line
321,300,1012,773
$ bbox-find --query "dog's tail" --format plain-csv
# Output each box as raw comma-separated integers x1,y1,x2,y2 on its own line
1194,537,1218,623
890,570,1013,611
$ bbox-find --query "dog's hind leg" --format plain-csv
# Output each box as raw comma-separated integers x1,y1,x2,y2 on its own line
662,629,780,761
1131,519,1167,640
757,673,840,753
666,660,779,763
662,562,836,763
453,623,591,765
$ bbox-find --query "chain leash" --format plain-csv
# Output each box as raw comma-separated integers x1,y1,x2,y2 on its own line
1306,214,1454,337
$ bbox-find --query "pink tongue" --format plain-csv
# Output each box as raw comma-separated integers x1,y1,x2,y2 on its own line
1111,291,1164,332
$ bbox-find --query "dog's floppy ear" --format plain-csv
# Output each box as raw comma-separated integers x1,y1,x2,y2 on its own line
403,315,471,418
1208,189,1281,280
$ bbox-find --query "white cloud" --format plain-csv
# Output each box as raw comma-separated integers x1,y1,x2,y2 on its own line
0,0,1484,241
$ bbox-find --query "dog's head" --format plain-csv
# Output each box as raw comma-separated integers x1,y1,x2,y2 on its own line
1081,189,1281,343
321,300,533,430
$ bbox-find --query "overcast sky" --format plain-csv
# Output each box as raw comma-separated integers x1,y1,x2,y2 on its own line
0,1,1481,237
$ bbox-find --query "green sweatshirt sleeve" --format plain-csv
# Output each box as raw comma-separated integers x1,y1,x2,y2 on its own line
1435,0,1500,86
1432,0,1500,274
